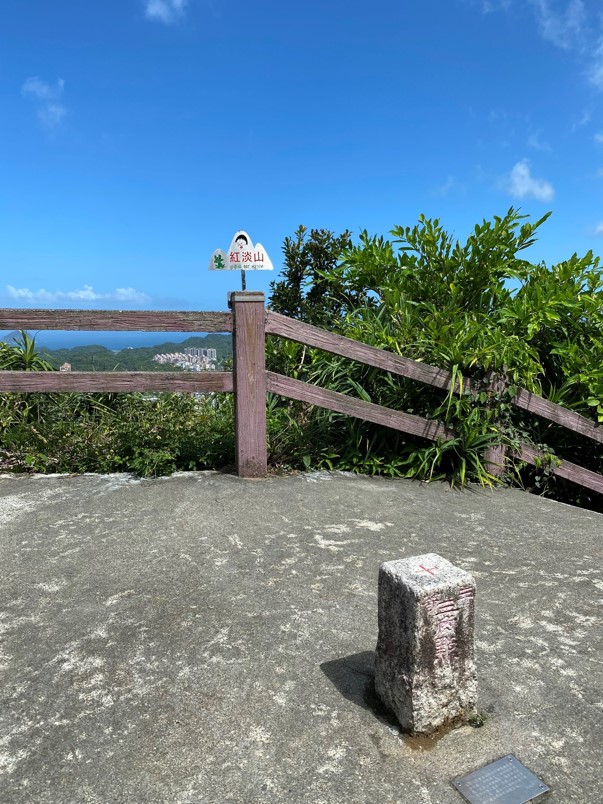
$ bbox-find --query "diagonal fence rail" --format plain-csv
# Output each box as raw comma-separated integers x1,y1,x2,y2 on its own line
265,308,603,494
1,292,601,493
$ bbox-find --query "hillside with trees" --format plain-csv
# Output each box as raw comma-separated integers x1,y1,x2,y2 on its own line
36,334,233,371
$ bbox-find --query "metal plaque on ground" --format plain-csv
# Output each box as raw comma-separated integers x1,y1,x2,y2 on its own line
452,754,550,803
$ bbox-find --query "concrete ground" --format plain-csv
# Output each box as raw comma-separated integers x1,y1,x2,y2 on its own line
0,471,601,804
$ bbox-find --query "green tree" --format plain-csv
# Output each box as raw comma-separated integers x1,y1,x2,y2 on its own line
267,209,603,505
269,225,354,327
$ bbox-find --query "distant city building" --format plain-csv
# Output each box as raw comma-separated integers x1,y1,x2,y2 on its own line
184,347,217,360
152,347,218,371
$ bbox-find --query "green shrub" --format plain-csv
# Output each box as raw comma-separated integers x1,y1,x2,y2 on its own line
0,391,236,477
268,211,602,508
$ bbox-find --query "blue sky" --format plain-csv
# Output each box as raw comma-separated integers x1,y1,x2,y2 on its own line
2,0,603,320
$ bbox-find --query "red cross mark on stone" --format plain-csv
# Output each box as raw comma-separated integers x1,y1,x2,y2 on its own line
417,564,438,576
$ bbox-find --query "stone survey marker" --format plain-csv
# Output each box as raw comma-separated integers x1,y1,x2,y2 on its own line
375,553,477,734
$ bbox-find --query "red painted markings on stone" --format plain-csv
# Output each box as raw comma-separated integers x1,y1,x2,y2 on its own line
417,564,438,576
425,589,475,664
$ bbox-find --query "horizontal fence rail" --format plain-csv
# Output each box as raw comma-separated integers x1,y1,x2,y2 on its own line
516,443,603,495
0,295,601,493
0,309,233,332
0,371,233,394
514,388,603,445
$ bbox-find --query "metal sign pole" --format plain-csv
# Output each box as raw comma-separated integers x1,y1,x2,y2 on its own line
241,269,246,291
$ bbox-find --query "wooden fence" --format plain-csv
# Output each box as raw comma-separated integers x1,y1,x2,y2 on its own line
1,291,601,494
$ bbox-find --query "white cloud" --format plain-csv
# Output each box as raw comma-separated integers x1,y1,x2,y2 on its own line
571,109,591,131
529,0,585,50
594,222,603,236
39,103,67,127
594,132,603,145
529,3,603,93
480,2,603,93
480,0,512,12
506,159,555,201
433,176,456,196
21,77,67,128
527,132,552,152
145,0,188,24
5,285,151,306
22,77,63,101
590,39,603,89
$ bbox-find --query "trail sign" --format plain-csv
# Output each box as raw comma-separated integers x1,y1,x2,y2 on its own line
209,230,274,272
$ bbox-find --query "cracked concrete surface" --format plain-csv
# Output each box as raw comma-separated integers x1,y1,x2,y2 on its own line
0,471,601,803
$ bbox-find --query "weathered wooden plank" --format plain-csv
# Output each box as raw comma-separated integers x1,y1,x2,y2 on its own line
267,311,603,448
517,443,603,495
231,293,267,478
0,371,233,393
266,371,451,442
514,388,603,445
265,311,464,392
482,373,508,477
0,309,233,332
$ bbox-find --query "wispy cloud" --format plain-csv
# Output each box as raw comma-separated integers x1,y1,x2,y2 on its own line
506,159,555,201
144,0,188,24
594,221,603,236
571,109,591,131
594,133,603,145
433,175,456,196
590,39,603,89
533,4,603,92
527,131,552,152
480,0,512,12
478,2,603,92
529,0,585,50
5,285,151,307
21,77,67,128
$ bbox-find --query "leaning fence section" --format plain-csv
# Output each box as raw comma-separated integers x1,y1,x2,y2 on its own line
0,292,601,493
264,307,602,494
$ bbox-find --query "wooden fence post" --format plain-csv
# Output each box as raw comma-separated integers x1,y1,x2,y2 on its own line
229,291,267,478
483,371,508,478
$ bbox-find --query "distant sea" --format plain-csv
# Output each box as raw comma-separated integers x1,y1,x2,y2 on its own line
0,331,207,351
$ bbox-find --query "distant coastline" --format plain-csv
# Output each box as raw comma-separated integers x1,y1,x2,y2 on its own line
0,331,232,372
0,330,227,351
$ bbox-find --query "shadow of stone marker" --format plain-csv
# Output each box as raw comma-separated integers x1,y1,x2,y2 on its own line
375,552,477,735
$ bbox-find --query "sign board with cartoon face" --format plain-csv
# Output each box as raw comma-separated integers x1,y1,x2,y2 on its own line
209,231,274,271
